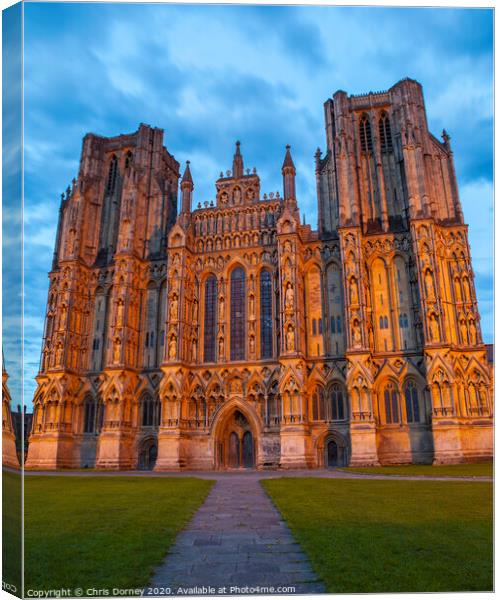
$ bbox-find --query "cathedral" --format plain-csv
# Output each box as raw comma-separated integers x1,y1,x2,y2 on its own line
25,78,493,470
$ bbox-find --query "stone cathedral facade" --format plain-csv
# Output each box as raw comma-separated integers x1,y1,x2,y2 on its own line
26,78,493,470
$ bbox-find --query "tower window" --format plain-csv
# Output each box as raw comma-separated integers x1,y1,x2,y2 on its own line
359,115,373,153
379,113,393,152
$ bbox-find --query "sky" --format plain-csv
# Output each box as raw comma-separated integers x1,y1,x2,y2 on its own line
6,2,494,407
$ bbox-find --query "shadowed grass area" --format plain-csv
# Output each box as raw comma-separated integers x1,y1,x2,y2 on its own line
3,470,22,595
25,476,214,593
263,478,492,593
340,462,493,478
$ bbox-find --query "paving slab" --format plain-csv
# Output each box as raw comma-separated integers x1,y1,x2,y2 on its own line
145,477,325,596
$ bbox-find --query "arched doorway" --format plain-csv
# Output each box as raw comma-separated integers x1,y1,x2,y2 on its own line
323,434,348,468
215,409,256,469
138,438,158,470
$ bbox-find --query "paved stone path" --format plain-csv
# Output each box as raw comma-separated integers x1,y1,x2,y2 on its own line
146,477,325,595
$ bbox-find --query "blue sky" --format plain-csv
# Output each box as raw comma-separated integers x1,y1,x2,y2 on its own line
12,3,494,407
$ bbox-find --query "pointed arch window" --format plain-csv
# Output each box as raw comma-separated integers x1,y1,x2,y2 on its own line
141,393,160,427
379,113,393,152
260,269,273,359
203,275,217,362
404,381,420,423
384,382,400,424
359,115,373,153
106,155,118,194
312,387,326,421
83,396,97,433
330,384,345,421
230,267,246,361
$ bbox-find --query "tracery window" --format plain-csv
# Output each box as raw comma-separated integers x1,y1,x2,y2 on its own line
330,384,345,421
141,394,160,427
230,267,246,361
384,382,400,424
312,387,326,421
359,115,373,153
83,396,97,433
404,381,420,423
203,275,217,362
106,155,118,194
260,269,273,359
379,113,393,152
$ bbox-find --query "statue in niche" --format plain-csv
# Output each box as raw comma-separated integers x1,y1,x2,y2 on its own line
352,321,362,348
60,304,67,327
454,278,462,302
425,270,435,300
350,278,359,304
429,314,440,342
219,296,225,323
249,335,255,355
284,241,292,253
55,342,63,367
234,188,241,204
170,294,179,321
246,188,254,202
284,259,292,281
286,325,295,352
463,277,471,302
113,337,121,363
218,336,224,358
168,335,177,360
249,294,255,318
116,298,124,327
469,320,477,346
192,300,198,323
285,282,294,310
460,319,468,345
191,337,197,361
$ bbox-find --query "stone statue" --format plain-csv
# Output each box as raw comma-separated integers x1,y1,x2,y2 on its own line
249,294,255,318
249,335,255,354
192,300,198,323
170,295,179,321
285,283,294,310
219,296,225,322
168,336,177,360
192,337,197,361
350,278,359,304
116,298,124,327
352,322,362,348
460,319,468,345
234,188,241,204
429,314,439,342
113,337,121,363
469,319,477,346
55,342,63,366
218,336,224,358
425,270,435,300
286,326,295,352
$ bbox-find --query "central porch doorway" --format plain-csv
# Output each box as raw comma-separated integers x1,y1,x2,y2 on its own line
216,409,255,469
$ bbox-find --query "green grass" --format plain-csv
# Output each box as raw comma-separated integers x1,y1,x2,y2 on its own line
25,476,213,593
2,470,22,595
340,462,493,478
263,478,492,593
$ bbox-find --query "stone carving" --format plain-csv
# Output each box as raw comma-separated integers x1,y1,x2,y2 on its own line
429,314,440,342
285,283,294,310
286,325,295,352
113,337,121,363
469,319,477,346
350,278,358,304
352,321,362,348
170,294,179,321
116,298,124,326
168,335,177,360
218,336,224,358
424,270,435,300
460,319,468,345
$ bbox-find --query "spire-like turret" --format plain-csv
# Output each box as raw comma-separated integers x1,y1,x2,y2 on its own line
282,145,296,201
181,160,193,214
232,141,244,179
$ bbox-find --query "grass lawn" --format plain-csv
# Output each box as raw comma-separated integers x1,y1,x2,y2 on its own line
25,476,213,593
3,470,22,594
340,462,493,478
263,478,492,593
